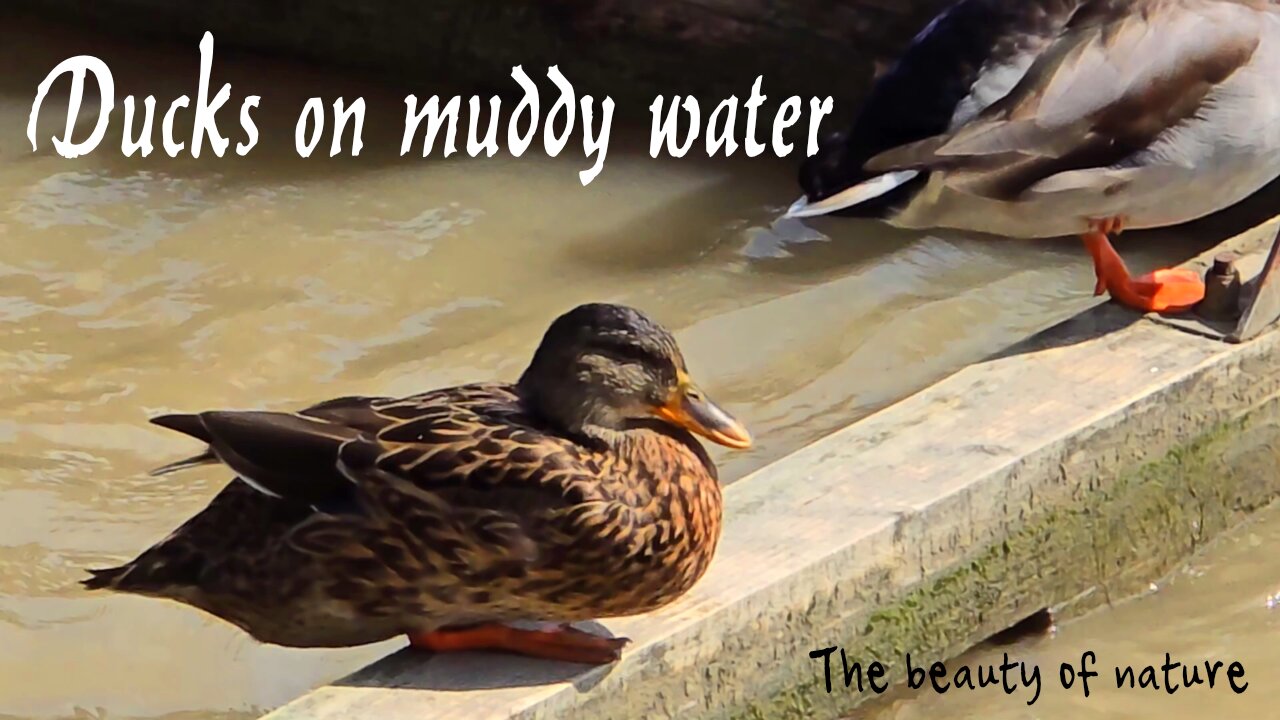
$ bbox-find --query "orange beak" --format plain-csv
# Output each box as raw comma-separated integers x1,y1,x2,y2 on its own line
652,374,752,449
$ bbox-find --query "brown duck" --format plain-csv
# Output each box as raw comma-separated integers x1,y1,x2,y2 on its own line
84,303,751,664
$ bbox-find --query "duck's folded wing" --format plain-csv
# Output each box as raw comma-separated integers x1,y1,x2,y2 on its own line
146,388,513,504
148,395,396,477
865,0,1263,194
152,392,544,576
306,406,554,574
152,410,368,506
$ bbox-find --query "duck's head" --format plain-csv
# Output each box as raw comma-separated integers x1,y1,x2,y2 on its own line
786,129,922,220
797,130,860,208
518,303,751,449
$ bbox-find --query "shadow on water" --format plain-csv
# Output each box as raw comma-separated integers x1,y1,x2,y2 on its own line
547,150,913,277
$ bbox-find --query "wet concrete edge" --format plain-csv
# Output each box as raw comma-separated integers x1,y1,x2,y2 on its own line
260,219,1280,720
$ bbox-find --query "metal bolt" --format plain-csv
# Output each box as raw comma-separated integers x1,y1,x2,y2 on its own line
1199,252,1242,321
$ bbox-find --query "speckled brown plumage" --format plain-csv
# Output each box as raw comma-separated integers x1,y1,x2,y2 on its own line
84,304,750,656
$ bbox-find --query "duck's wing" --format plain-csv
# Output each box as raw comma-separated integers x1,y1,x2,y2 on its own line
150,409,369,507
865,0,1265,199
151,386,554,564
148,395,394,477
336,385,591,526
89,401,392,595
97,388,543,597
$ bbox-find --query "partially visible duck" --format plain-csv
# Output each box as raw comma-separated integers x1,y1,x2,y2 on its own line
792,0,1084,220
789,0,1280,313
83,303,751,665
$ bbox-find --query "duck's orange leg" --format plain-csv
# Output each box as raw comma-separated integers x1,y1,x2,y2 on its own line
407,623,629,665
1082,217,1204,313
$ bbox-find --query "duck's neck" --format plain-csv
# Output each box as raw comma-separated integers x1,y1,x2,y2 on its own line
575,423,633,452
616,419,718,478
516,375,627,449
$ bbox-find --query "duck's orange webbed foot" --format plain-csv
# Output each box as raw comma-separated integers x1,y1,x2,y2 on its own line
1081,217,1204,313
407,623,629,665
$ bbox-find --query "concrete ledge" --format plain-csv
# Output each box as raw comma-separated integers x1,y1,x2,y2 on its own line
263,220,1280,720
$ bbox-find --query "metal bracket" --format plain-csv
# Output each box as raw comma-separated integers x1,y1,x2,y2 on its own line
1152,224,1280,343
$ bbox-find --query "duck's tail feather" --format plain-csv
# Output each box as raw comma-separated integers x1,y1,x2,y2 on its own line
149,450,218,477
81,564,134,591
151,413,213,442
82,543,205,595
784,170,920,219
149,413,220,476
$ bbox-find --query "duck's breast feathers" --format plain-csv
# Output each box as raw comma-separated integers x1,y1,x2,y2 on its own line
867,0,1267,194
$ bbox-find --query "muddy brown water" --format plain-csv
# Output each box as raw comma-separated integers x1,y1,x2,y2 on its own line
0,16,1254,720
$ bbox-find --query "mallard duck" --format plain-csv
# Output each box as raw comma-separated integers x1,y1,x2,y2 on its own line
788,0,1280,313
83,303,751,664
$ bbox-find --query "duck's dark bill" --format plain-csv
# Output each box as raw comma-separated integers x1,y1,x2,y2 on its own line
783,169,920,219
654,386,752,449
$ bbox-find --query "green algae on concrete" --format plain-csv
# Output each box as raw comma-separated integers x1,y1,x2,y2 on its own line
736,410,1280,720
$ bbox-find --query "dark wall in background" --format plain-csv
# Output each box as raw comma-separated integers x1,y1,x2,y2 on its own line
6,0,952,116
